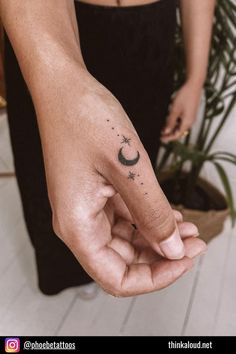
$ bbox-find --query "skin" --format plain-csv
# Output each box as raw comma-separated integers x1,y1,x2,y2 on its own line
161,0,216,142
0,0,208,297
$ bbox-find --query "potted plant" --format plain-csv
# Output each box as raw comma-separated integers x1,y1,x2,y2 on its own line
157,0,236,243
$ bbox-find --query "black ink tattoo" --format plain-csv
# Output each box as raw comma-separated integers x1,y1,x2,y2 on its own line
116,0,121,6
118,147,140,166
128,171,136,180
105,118,147,195
121,135,131,146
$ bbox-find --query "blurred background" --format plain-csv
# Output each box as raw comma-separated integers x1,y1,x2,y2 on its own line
0,1,236,336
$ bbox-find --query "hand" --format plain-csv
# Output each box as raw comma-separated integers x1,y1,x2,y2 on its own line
34,68,206,296
161,81,202,143
94,196,206,296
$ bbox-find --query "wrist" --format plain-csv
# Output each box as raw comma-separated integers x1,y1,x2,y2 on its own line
185,70,207,90
185,76,205,92
27,51,88,106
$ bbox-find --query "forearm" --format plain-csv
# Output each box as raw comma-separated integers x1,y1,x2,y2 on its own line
180,0,216,88
0,0,85,97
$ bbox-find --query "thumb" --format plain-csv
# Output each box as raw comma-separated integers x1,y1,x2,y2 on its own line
103,131,185,260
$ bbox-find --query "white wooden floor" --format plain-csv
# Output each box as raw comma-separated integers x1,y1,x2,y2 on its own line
0,110,236,336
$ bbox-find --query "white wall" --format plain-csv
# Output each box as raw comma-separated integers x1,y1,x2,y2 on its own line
201,102,236,203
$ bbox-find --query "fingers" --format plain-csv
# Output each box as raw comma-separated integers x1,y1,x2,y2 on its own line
84,236,206,297
161,91,193,143
173,209,183,223
174,121,190,140
132,218,199,251
184,237,207,258
111,207,184,243
116,258,193,296
131,236,202,265
108,236,136,265
102,132,185,260
161,83,202,143
162,120,190,143
161,112,191,143
178,222,199,238
112,219,135,242
119,216,198,256
61,219,204,297
133,236,206,265
162,105,182,138
70,212,206,297
106,236,206,297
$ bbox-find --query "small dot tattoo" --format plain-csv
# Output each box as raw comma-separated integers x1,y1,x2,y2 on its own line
141,182,144,185
107,119,110,122
112,127,115,130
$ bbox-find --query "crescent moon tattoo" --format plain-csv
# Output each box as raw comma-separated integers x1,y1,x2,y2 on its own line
118,147,140,166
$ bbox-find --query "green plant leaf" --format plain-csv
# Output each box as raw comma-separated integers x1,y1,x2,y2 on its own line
213,162,236,225
223,90,236,100
210,151,236,164
213,157,236,165
205,94,236,153
205,98,225,119
213,151,236,159
220,1,236,30
158,0,236,225
170,141,207,165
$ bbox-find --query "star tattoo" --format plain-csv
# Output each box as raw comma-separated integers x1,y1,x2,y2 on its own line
128,171,136,180
121,135,131,146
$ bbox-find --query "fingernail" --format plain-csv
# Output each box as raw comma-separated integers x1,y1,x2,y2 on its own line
159,229,185,260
